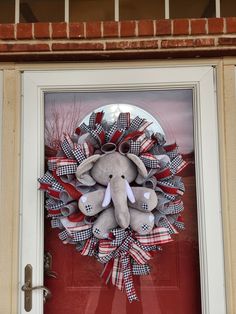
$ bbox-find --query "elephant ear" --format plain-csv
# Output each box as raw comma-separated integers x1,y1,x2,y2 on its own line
76,154,101,186
127,153,148,183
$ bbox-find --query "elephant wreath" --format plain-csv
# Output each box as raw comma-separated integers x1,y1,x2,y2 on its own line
39,111,187,301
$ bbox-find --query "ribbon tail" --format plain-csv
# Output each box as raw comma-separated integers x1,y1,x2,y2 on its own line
121,255,139,302
101,259,114,284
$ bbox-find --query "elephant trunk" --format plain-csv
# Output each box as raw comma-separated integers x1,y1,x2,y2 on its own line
109,176,134,229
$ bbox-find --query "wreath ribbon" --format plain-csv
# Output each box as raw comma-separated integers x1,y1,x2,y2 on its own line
80,227,172,302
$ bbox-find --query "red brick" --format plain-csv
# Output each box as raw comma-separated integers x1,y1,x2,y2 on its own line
17,23,33,39
191,19,206,35
139,40,159,48
51,23,67,38
138,20,154,36
156,19,171,36
103,21,118,38
0,24,15,40
0,43,50,52
218,37,236,45
34,23,50,39
0,44,8,52
106,40,158,50
173,19,189,35
194,38,215,47
86,22,101,38
208,18,224,34
106,41,138,50
69,23,84,39
161,38,215,49
52,42,104,51
120,21,136,37
162,39,194,48
225,17,236,34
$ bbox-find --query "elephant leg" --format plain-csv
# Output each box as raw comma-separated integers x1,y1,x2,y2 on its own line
128,187,158,212
78,189,108,216
93,207,118,239
130,208,154,235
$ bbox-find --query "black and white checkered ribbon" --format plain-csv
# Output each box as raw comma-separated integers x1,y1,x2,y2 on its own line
105,122,118,142
132,262,150,275
56,163,77,176
129,116,144,131
51,218,63,229
157,216,178,234
89,124,105,145
129,140,141,155
48,158,59,171
170,155,187,174
71,227,93,242
166,148,178,160
140,154,160,169
61,137,74,159
79,122,91,134
51,181,64,191
173,220,185,230
46,199,64,210
121,253,139,302
117,112,130,129
72,145,86,164
111,228,130,246
38,171,55,184
89,111,104,128
59,225,93,243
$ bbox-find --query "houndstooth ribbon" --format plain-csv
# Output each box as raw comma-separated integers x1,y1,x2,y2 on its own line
61,135,74,158
93,227,172,302
117,112,130,129
129,140,141,155
59,224,93,243
140,153,160,169
89,111,104,128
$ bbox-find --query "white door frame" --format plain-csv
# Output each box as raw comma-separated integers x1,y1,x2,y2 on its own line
0,71,3,184
19,65,226,314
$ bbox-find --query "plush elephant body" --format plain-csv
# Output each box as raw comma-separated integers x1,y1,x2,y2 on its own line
76,150,158,239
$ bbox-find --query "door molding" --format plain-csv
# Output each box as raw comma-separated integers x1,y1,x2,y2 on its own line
0,70,2,183
20,65,226,314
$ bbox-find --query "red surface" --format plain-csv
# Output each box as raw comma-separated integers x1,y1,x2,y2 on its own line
44,173,202,314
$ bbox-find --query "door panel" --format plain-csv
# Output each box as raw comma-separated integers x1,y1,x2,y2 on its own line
20,66,226,314
44,90,201,314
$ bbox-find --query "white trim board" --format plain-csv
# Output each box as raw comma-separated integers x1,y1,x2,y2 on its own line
20,65,226,314
0,71,2,191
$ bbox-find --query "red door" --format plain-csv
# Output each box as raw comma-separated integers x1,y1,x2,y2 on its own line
43,90,202,314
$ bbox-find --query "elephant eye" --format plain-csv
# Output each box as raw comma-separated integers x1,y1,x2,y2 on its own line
109,175,113,179
121,175,125,179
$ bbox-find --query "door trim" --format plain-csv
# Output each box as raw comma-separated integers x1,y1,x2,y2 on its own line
20,65,226,314
0,70,2,182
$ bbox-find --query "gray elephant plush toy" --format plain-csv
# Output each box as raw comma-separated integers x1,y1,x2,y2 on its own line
76,144,158,239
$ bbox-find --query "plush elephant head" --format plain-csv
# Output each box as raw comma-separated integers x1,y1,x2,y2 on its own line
76,144,158,236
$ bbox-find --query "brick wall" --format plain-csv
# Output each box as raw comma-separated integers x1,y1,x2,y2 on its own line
0,18,236,61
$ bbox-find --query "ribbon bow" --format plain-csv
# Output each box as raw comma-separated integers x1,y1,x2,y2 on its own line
81,227,172,302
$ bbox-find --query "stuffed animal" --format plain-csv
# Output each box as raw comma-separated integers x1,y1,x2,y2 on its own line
76,143,158,239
